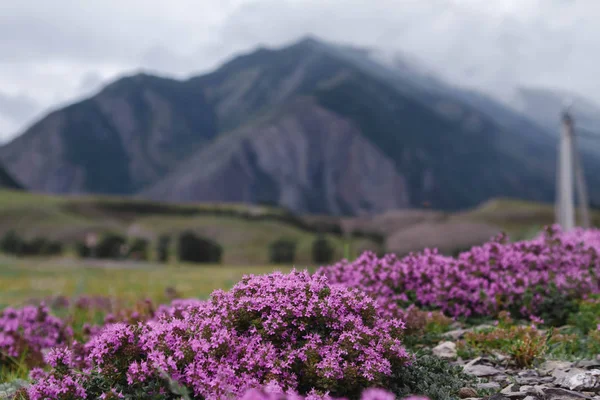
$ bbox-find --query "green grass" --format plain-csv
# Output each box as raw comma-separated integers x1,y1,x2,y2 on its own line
452,197,600,239
0,189,379,265
0,258,296,308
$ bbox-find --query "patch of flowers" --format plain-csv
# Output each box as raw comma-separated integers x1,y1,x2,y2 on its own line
317,226,600,320
0,303,70,368
24,271,411,399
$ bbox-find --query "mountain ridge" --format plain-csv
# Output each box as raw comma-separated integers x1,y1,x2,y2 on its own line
1,36,597,215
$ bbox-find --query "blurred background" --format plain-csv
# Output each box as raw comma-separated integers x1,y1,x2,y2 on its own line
1,0,599,305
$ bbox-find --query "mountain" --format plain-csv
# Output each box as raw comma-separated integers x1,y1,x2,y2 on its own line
2,36,598,215
0,74,217,194
513,87,600,133
512,87,600,159
145,37,562,211
0,162,22,190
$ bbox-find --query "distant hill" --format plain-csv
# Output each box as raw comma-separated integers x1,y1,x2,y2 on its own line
2,36,600,215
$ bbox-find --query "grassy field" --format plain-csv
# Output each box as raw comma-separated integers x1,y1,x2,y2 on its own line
0,256,296,309
0,189,380,265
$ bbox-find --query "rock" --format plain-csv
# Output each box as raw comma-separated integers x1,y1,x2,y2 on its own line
445,328,469,340
459,387,479,398
477,382,502,391
433,341,458,359
0,380,27,400
486,394,510,400
525,385,550,397
519,370,539,377
465,364,503,377
502,384,521,394
554,369,600,392
541,360,575,376
518,376,555,385
492,352,508,363
543,387,592,400
504,393,527,399
472,324,496,332
577,361,600,370
466,357,485,366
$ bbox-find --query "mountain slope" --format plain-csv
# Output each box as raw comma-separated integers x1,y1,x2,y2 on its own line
513,87,600,133
0,74,217,194
0,163,22,190
143,98,410,215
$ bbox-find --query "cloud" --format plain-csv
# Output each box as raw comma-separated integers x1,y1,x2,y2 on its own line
1,0,599,142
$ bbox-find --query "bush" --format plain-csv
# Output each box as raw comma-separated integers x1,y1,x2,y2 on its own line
311,235,334,265
268,238,297,264
95,233,127,259
317,226,600,319
20,237,63,257
177,231,222,264
26,272,411,399
127,238,149,261
156,235,171,263
0,229,24,255
389,355,475,400
0,304,70,369
75,241,91,258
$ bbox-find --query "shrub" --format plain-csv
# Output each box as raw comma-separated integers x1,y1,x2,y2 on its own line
95,233,127,259
26,271,411,399
177,231,222,264
127,237,149,261
18,237,63,257
0,304,70,369
268,238,297,264
156,234,171,263
317,226,600,319
0,229,23,255
74,241,91,258
311,235,334,265
459,318,550,368
389,355,475,400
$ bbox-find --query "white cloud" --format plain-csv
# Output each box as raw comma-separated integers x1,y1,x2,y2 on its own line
1,0,599,142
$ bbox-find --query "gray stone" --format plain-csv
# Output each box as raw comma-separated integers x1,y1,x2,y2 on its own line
519,370,540,378
444,328,469,340
543,387,592,400
577,361,600,370
554,369,600,392
486,394,510,400
504,393,527,399
518,376,555,385
502,384,521,394
0,380,27,399
433,341,458,359
477,382,502,391
541,360,575,376
465,364,503,377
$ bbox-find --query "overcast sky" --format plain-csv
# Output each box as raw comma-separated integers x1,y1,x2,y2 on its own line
1,0,598,142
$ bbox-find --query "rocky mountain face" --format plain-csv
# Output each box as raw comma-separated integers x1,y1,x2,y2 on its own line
0,163,21,190
1,36,598,215
0,74,217,194
142,98,410,215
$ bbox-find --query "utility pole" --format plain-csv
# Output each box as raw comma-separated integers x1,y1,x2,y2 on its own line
555,109,591,230
556,110,575,231
573,131,591,228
